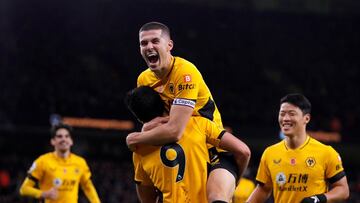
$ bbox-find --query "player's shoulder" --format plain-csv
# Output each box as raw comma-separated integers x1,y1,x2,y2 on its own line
190,116,213,128
70,153,87,165
308,136,338,152
174,56,199,73
138,68,154,80
37,152,54,161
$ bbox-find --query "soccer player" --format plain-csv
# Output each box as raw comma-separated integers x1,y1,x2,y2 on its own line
19,123,101,203
126,21,246,203
125,86,250,203
246,93,349,203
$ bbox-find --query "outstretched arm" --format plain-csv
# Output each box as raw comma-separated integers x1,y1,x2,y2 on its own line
127,105,193,149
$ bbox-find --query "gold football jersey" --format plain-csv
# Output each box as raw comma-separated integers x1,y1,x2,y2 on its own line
137,56,223,128
26,152,99,203
134,116,225,203
256,136,345,203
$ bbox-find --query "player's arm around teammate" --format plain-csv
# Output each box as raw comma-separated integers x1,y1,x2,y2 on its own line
137,110,251,203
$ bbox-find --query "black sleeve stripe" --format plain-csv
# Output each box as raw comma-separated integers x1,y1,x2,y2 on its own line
217,130,226,139
27,174,39,183
256,180,265,186
134,180,141,185
328,171,346,184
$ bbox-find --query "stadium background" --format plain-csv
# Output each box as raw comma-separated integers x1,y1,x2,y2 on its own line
0,0,359,202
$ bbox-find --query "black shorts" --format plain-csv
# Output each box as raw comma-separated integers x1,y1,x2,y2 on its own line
208,148,239,183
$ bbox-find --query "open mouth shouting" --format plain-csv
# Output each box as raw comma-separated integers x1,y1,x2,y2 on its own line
146,52,159,68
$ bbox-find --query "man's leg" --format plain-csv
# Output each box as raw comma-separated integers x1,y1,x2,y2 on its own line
207,152,239,203
207,168,236,203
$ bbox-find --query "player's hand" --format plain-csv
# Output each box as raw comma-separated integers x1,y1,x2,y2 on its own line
301,194,327,203
41,187,58,200
142,116,169,132
126,132,140,152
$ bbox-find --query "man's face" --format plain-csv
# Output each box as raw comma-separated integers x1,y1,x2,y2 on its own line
139,29,173,72
278,102,310,137
51,128,73,153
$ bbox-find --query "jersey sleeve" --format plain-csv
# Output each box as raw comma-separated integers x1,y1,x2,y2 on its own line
133,153,153,186
325,146,345,184
172,64,201,109
137,72,145,87
28,157,44,180
255,148,272,186
80,159,92,183
203,119,225,147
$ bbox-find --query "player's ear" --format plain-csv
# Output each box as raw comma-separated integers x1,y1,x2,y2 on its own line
167,40,173,51
304,114,311,124
50,138,55,146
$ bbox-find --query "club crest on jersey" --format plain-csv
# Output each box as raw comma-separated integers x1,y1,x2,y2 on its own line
169,83,175,94
183,74,192,82
305,157,316,167
290,158,296,165
275,172,286,186
273,158,281,165
53,178,62,187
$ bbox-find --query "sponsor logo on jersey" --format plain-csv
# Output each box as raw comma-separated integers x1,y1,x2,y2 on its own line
178,83,196,91
305,157,316,167
288,173,309,184
183,74,192,82
275,172,286,186
277,173,309,192
273,158,281,164
169,83,175,94
53,178,62,187
173,98,196,108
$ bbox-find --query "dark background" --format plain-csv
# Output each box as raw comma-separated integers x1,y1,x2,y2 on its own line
1,0,359,202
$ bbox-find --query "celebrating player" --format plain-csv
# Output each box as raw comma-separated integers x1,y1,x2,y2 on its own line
246,93,349,203
126,21,248,203
125,86,250,202
19,123,101,203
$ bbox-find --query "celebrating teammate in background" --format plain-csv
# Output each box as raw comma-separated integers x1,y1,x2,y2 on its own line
246,93,349,203
19,123,101,203
125,86,250,202
126,21,247,203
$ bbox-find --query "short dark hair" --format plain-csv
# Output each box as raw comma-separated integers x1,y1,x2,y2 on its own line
124,86,165,123
139,22,171,38
50,123,73,138
280,93,311,115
